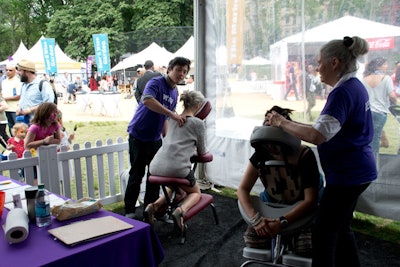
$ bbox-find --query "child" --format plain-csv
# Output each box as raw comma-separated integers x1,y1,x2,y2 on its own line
24,102,61,150
7,123,28,158
24,102,61,185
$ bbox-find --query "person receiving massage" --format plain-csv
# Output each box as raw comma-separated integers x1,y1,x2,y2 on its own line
144,90,208,233
237,106,321,250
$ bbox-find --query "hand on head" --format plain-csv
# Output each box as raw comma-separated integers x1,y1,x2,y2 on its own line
264,111,284,127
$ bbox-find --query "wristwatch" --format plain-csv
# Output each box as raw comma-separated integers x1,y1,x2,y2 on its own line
279,216,289,229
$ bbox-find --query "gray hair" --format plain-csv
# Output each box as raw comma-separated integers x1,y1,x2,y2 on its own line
320,36,369,77
180,90,205,110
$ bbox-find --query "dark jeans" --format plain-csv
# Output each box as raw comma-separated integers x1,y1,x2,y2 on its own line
312,183,370,267
5,111,16,136
0,123,9,149
371,111,387,155
124,136,162,214
284,82,299,100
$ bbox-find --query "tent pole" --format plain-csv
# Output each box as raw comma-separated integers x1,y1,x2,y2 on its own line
301,0,307,120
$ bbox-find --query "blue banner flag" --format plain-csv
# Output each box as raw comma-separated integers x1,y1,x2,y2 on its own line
92,34,111,75
41,38,58,75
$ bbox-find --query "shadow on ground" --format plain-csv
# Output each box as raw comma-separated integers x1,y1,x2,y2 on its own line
113,192,400,267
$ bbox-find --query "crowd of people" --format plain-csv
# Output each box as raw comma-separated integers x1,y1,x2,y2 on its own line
0,59,79,184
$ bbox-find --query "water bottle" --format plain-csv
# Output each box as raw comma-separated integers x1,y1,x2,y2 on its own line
13,88,16,96
35,184,51,227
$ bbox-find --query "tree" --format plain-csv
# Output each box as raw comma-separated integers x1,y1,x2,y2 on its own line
46,0,126,62
46,0,193,65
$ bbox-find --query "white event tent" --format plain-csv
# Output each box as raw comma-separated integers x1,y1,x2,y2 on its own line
242,56,271,65
112,42,174,71
22,36,83,74
0,41,29,66
174,36,194,60
270,16,400,81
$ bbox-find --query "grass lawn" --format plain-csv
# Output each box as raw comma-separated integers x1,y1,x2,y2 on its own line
62,118,400,245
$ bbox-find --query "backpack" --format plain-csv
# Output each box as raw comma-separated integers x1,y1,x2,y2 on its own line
39,80,58,105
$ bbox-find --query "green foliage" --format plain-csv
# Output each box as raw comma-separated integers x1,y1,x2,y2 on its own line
0,0,193,61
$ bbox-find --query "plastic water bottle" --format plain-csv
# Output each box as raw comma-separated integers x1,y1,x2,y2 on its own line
35,184,51,227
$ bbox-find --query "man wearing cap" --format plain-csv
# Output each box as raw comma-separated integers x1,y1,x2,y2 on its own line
134,60,162,103
15,59,55,122
1,63,21,134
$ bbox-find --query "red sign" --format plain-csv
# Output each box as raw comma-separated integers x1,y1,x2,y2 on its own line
366,37,394,50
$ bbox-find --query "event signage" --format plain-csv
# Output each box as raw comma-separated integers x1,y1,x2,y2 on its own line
226,0,244,65
86,56,93,78
92,34,111,75
41,38,58,75
366,37,394,51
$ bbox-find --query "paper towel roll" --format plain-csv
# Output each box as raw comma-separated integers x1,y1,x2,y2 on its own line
3,208,29,244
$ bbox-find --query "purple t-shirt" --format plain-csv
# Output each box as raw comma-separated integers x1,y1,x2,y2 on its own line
318,77,377,186
127,75,178,142
28,123,60,141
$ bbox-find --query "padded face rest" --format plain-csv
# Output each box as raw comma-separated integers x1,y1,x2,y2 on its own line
250,126,300,152
194,100,212,120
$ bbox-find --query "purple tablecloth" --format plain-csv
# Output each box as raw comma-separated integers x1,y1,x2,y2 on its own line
0,177,164,267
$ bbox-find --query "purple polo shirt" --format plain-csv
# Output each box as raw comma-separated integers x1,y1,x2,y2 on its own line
127,75,178,142
318,77,377,186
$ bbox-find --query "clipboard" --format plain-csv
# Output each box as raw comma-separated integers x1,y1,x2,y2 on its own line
48,216,134,246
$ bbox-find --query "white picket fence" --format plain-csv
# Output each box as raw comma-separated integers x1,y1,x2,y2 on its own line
0,137,130,205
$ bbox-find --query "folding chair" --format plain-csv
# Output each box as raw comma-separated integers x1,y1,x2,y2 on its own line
238,126,319,266
148,100,219,244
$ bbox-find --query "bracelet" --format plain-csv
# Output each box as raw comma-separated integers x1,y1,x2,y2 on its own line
249,212,262,227
42,139,45,145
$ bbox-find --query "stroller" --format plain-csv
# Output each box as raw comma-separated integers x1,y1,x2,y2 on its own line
238,126,321,267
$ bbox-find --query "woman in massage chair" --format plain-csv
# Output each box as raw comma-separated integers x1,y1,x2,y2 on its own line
145,90,208,232
237,106,321,249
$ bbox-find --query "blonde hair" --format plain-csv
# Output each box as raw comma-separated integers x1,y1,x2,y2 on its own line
179,90,205,110
11,122,28,137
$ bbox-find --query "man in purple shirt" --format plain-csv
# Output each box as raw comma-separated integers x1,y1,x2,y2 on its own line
124,57,191,219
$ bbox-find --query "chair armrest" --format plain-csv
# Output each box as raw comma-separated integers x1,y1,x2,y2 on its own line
190,153,213,163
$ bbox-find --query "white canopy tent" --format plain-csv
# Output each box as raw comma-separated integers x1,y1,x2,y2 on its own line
22,36,83,74
174,36,194,60
270,16,400,81
242,56,271,65
111,42,174,71
0,41,29,66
